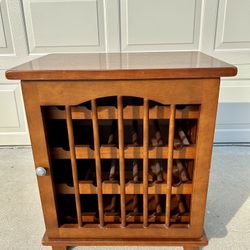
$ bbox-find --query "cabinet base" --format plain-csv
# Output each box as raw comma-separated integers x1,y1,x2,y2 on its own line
42,230,208,249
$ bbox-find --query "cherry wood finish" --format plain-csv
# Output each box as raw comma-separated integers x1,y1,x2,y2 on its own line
6,52,237,80
117,96,126,227
91,99,105,227
65,106,82,227
6,52,237,250
43,231,208,248
165,104,176,227
52,246,67,250
143,99,149,227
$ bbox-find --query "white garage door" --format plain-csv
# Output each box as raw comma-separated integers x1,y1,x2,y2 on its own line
0,0,249,145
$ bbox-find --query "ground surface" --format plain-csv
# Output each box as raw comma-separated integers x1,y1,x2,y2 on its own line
0,146,249,250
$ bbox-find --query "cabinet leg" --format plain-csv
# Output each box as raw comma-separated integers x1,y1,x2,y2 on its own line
183,247,199,250
52,246,67,250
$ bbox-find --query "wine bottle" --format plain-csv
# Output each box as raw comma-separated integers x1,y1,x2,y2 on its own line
155,161,163,183
154,194,162,215
104,195,117,213
110,195,117,213
176,160,189,182
132,195,139,214
177,125,190,145
172,160,189,186
132,160,139,182
109,160,116,181
148,171,154,183
173,137,183,150
176,194,186,214
150,120,163,183
151,120,163,146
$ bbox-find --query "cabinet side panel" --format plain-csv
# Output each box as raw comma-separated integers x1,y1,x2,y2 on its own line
190,79,220,237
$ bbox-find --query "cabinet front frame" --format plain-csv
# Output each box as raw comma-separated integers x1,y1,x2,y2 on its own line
21,78,220,239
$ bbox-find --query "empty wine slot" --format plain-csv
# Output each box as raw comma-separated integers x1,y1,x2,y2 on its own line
51,159,73,185
57,194,77,225
73,119,94,146
77,160,96,184
44,119,69,149
80,195,99,223
44,104,94,148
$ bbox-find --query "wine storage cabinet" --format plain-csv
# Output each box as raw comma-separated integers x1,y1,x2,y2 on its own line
6,52,237,250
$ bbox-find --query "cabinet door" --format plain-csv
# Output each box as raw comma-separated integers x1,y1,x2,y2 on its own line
22,79,219,239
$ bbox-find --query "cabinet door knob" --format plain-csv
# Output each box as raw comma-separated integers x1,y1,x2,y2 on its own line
36,167,47,176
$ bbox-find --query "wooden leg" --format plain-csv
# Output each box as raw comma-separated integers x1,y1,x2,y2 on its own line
52,246,67,250
183,247,199,250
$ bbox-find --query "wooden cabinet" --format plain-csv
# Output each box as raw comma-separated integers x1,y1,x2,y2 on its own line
6,52,237,250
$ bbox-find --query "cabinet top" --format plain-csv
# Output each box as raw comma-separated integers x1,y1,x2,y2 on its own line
6,52,237,81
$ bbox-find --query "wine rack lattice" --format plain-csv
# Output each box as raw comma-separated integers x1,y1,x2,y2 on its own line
43,96,199,228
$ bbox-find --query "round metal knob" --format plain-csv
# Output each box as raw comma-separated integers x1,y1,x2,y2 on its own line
36,167,47,176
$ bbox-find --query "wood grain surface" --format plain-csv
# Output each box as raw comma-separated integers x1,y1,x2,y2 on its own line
6,52,237,80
